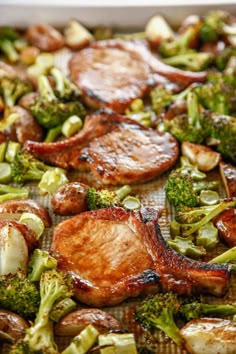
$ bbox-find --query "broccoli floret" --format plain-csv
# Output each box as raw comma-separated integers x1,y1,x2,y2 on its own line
11,151,51,185
203,112,236,164
30,75,86,129
150,85,173,114
50,67,81,102
163,52,213,71
199,10,229,42
28,249,57,282
135,293,182,346
0,26,19,62
0,271,40,319
0,77,32,108
158,23,201,58
12,269,74,353
165,92,205,144
180,299,236,321
87,185,132,210
173,198,236,237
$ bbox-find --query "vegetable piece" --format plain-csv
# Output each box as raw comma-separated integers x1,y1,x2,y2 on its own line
5,141,21,163
165,92,205,144
62,324,99,354
0,162,12,183
209,246,236,265
0,77,32,108
174,198,236,237
0,271,40,319
0,309,29,343
98,333,138,354
26,23,65,52
181,141,221,172
19,212,45,240
0,26,19,62
203,112,236,164
0,142,7,162
167,235,206,258
12,269,74,353
163,52,213,71
20,46,40,65
93,26,113,41
135,293,182,346
61,115,83,138
181,301,236,321
200,10,232,42
38,168,68,196
180,318,236,354
50,67,81,102
35,53,54,72
28,249,57,282
44,124,62,143
87,185,132,210
199,190,219,206
49,298,77,323
11,151,52,184
0,184,29,203
196,221,219,250
122,196,141,211
150,85,173,114
64,20,94,50
30,75,86,129
145,15,174,46
0,222,28,275
0,113,19,132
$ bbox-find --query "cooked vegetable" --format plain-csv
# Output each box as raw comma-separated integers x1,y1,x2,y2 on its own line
20,46,40,65
150,85,173,114
0,26,19,62
0,184,28,203
122,196,141,210
200,10,235,42
167,235,206,258
87,185,132,210
11,151,51,184
30,75,86,129
145,15,174,46
0,162,12,183
38,168,68,196
209,246,236,265
0,309,29,343
44,124,62,143
11,269,74,353
0,77,32,108
62,324,99,354
135,292,182,346
98,333,138,354
5,141,21,163
28,249,57,282
199,190,219,206
50,67,81,102
64,19,94,50
196,221,219,250
19,212,45,240
49,298,77,323
163,52,213,71
0,271,40,319
61,115,83,138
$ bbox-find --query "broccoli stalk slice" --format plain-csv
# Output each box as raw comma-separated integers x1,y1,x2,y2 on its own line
0,184,29,202
135,293,182,346
167,235,206,258
38,75,56,102
182,199,236,236
181,301,236,321
187,91,202,130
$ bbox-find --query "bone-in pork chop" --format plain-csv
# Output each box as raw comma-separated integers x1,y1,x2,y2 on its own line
25,110,179,185
51,207,230,307
69,39,207,113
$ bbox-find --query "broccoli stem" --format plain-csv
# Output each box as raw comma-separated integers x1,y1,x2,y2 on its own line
148,313,182,346
0,39,19,62
208,246,236,265
44,125,62,143
182,199,236,236
51,67,64,94
38,75,56,102
115,185,132,201
187,91,201,129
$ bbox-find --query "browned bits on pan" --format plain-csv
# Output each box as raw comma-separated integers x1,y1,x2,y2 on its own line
26,24,65,52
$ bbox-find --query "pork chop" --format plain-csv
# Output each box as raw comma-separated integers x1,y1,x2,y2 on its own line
51,207,230,307
69,39,207,113
25,109,179,185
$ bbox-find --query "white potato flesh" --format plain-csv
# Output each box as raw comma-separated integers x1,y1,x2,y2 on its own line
145,15,175,45
180,317,236,354
0,224,28,275
181,141,221,172
64,20,94,50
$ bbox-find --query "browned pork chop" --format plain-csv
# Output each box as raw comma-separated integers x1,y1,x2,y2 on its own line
69,39,206,113
51,207,230,307
25,110,179,185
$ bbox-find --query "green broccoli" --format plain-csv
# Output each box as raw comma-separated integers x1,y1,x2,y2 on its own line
30,75,86,129
135,293,182,346
11,151,52,185
158,22,201,58
0,183,28,202
28,249,57,282
173,198,236,237
163,52,213,71
0,26,19,62
167,235,207,258
50,67,81,102
165,91,205,144
0,271,40,319
199,10,231,42
203,112,236,164
87,185,132,210
0,77,32,108
150,85,173,114
11,269,74,354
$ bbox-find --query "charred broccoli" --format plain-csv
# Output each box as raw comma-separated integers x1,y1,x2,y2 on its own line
200,10,232,42
0,271,40,319
30,75,86,129
163,52,213,71
11,269,74,354
135,293,182,346
11,151,51,184
87,185,132,210
150,85,173,114
0,77,32,108
50,67,81,102
0,26,19,62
